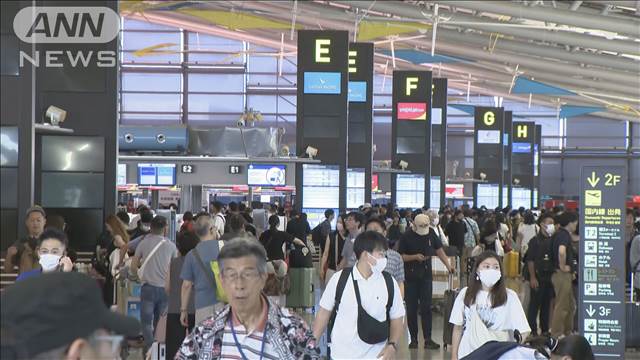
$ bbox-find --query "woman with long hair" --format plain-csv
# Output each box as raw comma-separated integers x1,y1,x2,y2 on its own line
104,214,130,305
320,213,347,285
449,251,530,359
516,211,539,255
473,220,505,257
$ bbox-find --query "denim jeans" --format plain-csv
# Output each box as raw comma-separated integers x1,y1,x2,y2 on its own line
140,284,168,350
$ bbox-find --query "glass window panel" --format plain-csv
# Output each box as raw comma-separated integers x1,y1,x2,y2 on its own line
249,55,278,72
282,57,297,73
278,96,296,114
188,74,243,93
122,93,181,112
374,74,392,94
187,33,243,64
247,74,278,85
188,94,243,113
122,73,181,92
123,19,178,31
373,95,392,107
247,95,277,113
122,32,181,63
187,114,240,124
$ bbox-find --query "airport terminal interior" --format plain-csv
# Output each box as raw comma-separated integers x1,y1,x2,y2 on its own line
1,1,639,359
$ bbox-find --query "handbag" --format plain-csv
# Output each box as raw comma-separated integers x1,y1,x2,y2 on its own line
467,306,510,350
351,271,394,344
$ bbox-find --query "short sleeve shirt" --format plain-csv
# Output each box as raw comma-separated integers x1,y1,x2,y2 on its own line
135,234,177,287
259,229,294,261
384,249,405,283
449,287,531,358
398,228,443,273
180,240,220,309
552,228,574,271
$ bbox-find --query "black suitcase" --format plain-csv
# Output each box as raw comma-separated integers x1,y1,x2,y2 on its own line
627,302,640,348
443,272,460,350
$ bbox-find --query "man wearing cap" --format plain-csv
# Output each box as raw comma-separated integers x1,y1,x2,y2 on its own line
398,213,455,350
4,205,46,274
1,272,140,360
131,215,178,352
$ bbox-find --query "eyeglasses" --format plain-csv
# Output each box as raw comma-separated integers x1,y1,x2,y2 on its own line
222,270,261,283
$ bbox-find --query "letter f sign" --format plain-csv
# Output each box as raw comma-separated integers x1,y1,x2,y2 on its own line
406,77,419,96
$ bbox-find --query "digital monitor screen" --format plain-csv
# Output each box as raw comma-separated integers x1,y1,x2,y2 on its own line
348,81,367,102
303,72,341,94
397,102,427,120
303,208,338,230
534,144,539,177
347,168,365,209
512,187,532,210
431,108,443,125
503,133,509,146
445,183,465,198
503,186,509,209
396,174,424,209
430,177,441,210
302,164,340,209
247,164,286,187
397,136,426,154
117,164,127,186
138,163,176,186
476,184,499,209
477,130,501,144
533,189,538,208
513,142,532,153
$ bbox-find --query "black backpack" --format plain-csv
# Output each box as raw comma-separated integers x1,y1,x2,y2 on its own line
328,267,394,344
534,236,555,281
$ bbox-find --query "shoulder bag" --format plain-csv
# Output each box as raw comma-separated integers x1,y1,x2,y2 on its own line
137,238,166,280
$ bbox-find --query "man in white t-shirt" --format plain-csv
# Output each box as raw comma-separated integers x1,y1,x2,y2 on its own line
210,201,226,238
313,231,405,360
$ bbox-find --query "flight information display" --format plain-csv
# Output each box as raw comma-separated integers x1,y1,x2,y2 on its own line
476,184,499,209
117,164,127,186
138,163,176,186
512,187,531,210
247,164,286,186
430,177,441,210
304,208,338,230
302,164,340,209
347,168,365,209
396,174,425,209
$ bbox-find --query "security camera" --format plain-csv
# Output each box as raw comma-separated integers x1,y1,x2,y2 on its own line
372,144,377,153
237,116,246,127
45,106,67,126
513,178,520,185
305,146,318,159
280,145,290,156
398,160,408,170
479,172,487,180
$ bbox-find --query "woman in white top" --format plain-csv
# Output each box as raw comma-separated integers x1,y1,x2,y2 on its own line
516,211,539,255
450,251,530,359
105,214,130,278
472,220,505,257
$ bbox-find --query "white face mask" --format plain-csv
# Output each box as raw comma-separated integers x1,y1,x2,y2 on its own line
432,217,440,226
39,254,61,272
478,269,502,288
368,253,387,274
545,224,555,236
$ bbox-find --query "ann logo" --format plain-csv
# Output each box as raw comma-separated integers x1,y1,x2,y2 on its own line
14,7,120,44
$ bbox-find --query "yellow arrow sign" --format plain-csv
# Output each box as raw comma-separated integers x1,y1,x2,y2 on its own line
587,172,600,187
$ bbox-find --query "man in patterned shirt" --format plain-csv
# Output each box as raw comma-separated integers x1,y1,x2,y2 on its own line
365,217,406,297
176,238,319,360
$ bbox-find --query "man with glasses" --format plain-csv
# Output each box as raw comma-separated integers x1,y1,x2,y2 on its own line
15,228,73,282
176,238,320,359
1,271,140,360
338,211,366,269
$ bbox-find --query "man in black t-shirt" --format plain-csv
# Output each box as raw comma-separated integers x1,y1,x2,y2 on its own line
444,209,466,255
550,211,578,337
525,213,555,335
398,214,454,350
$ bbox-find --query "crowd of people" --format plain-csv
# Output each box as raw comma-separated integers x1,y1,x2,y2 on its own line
2,200,640,360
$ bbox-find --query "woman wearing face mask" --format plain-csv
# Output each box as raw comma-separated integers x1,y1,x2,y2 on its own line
15,228,73,282
449,251,530,359
472,220,505,257
427,209,449,247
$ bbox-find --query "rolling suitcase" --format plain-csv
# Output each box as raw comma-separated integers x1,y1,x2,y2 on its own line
285,267,315,309
443,269,460,350
504,250,520,278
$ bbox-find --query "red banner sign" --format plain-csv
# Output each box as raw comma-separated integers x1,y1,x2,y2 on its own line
397,102,427,120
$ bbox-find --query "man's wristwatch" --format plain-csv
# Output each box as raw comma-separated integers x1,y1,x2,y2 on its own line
387,342,397,351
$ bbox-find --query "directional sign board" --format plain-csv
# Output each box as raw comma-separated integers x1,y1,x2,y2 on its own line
579,166,626,358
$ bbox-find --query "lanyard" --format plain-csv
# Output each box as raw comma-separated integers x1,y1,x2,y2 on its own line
229,317,267,360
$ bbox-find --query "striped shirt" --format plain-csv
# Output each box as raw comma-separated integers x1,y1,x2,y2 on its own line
384,249,405,283
220,300,278,360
